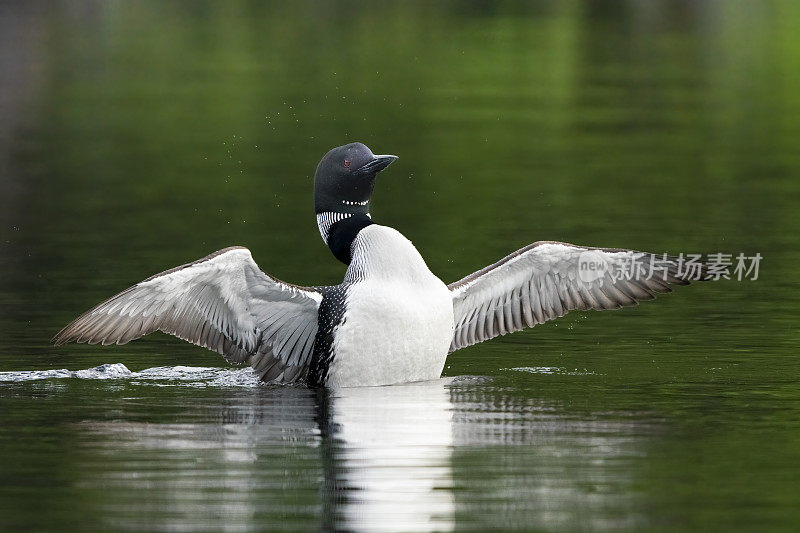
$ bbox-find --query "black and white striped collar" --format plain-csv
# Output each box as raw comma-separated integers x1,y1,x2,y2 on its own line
317,211,371,245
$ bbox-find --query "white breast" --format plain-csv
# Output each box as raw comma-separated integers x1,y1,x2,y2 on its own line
326,225,454,387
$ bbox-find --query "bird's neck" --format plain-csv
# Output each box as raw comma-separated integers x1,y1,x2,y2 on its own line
316,204,371,242
317,211,354,244
323,213,374,265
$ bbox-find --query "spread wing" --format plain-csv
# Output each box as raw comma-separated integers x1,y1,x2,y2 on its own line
53,246,322,383
448,241,707,353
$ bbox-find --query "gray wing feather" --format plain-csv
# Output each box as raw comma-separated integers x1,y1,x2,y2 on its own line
448,241,708,352
54,246,322,383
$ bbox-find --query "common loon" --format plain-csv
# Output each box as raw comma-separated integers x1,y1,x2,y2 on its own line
54,142,706,387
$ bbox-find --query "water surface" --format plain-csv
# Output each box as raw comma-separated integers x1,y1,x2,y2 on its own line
1,1,799,531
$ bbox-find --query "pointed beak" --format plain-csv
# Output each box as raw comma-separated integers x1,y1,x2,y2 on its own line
359,154,398,174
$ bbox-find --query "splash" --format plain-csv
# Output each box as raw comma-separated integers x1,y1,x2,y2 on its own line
0,363,262,387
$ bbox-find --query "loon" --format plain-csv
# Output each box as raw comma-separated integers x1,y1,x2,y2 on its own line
54,142,706,387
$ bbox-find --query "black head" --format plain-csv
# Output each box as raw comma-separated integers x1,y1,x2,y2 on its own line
314,142,397,216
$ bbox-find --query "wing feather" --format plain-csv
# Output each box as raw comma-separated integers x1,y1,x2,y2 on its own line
54,246,322,384
448,241,708,352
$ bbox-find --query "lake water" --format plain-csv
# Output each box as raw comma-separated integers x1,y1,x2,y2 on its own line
1,2,799,531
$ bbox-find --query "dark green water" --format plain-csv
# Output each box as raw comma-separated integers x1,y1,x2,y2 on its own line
1,1,799,531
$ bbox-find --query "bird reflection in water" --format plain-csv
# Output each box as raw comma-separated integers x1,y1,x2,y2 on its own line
316,380,456,532
74,374,647,532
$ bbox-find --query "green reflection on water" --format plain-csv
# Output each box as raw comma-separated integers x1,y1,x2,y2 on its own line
1,1,799,531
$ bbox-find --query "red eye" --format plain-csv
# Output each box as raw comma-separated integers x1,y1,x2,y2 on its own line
343,159,351,167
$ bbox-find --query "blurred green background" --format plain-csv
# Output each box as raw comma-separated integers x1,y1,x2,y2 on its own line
1,1,799,531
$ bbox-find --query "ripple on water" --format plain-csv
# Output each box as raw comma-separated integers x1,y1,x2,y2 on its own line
506,366,598,376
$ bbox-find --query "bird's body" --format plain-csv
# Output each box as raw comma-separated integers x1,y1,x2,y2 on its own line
54,142,708,388
313,224,454,387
